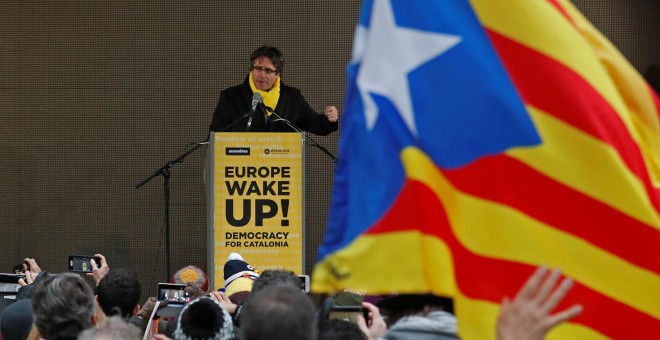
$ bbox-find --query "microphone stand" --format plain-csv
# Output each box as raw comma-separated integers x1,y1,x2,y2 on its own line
264,106,339,164
215,112,253,133
135,140,208,280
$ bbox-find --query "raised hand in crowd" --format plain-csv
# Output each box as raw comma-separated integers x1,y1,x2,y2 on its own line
209,290,237,314
137,296,159,320
497,266,583,340
89,253,109,285
184,282,206,301
357,301,387,340
17,258,41,287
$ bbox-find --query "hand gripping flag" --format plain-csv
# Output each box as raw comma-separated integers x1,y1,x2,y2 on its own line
312,0,660,339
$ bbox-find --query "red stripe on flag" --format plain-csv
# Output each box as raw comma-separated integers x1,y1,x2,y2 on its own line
487,30,660,213
443,154,660,274
367,179,660,338
545,0,576,27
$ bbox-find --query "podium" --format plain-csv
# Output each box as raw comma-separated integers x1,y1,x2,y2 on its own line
206,132,306,290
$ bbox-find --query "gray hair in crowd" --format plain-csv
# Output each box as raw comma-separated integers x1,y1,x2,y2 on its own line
77,315,142,340
240,284,317,340
31,273,96,340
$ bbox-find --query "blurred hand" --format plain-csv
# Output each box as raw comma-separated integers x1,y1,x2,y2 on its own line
209,291,237,314
18,258,42,286
185,283,206,300
89,253,109,285
137,297,159,320
357,302,387,340
497,267,583,340
324,105,339,123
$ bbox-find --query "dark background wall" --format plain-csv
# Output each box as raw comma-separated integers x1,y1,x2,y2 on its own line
1,0,658,302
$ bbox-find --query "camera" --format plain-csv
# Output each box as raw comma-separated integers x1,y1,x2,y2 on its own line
68,255,102,273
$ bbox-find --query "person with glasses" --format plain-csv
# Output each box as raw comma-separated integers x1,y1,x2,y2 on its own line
209,45,339,134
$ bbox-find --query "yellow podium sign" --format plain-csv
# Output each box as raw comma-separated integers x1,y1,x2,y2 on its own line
208,132,304,290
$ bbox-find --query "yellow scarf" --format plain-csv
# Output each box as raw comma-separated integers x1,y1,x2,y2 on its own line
249,73,281,116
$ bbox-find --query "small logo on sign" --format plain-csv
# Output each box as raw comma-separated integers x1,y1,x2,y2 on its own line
264,148,289,154
226,147,250,156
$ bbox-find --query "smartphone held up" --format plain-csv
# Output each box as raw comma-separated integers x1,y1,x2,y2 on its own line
328,305,370,324
68,255,102,273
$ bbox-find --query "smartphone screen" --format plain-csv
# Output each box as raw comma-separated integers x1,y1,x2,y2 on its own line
158,283,189,305
68,255,97,273
328,306,367,323
297,275,310,293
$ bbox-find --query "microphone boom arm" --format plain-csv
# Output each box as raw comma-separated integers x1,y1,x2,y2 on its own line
265,106,338,164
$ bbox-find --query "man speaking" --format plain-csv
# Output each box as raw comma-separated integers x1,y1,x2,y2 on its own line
209,45,339,135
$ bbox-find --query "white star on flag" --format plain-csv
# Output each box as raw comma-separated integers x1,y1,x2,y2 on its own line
354,0,461,135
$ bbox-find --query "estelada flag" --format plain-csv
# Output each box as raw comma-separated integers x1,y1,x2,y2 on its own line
312,0,660,338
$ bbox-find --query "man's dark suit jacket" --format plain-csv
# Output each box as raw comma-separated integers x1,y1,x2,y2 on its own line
209,77,338,135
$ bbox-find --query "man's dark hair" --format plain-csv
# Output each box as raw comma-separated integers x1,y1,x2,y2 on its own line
240,285,316,340
377,294,454,327
250,269,301,295
97,269,141,318
31,273,95,340
250,45,284,74
319,319,367,340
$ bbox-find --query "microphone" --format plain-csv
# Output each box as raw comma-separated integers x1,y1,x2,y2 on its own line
251,92,263,111
246,92,263,131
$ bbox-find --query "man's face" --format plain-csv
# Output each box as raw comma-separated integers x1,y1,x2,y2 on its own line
251,56,279,91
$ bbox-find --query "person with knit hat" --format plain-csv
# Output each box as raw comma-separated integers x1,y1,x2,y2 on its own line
172,265,210,293
172,297,235,340
223,252,259,304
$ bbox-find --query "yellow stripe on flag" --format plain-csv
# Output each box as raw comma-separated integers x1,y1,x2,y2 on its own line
507,106,660,229
632,113,660,188
456,294,609,340
471,0,660,189
312,232,457,295
402,147,660,320
557,0,660,188
556,0,660,133
469,0,646,152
